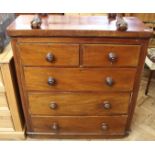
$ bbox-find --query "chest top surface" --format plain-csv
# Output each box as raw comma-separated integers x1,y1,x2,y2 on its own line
7,15,152,38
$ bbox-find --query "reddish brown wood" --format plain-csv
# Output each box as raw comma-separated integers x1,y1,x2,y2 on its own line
18,43,79,66
7,15,152,38
24,68,136,92
82,44,141,67
8,15,152,139
31,115,127,135
28,92,130,115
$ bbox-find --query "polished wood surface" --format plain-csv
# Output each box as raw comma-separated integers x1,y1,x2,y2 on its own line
24,68,136,91
7,15,152,38
8,15,152,139
18,43,79,66
31,115,127,135
82,44,141,67
28,92,130,115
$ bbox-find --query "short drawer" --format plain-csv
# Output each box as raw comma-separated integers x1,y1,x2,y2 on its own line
18,43,79,66
82,44,141,67
31,115,127,135
28,92,130,115
24,68,136,91
0,69,5,92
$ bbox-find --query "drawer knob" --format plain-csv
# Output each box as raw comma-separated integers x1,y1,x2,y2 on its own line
46,53,55,62
51,122,59,131
105,77,114,86
108,52,117,63
101,123,108,131
48,77,56,86
103,101,111,109
49,102,57,109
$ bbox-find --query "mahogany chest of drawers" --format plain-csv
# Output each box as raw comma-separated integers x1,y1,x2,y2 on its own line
7,15,152,139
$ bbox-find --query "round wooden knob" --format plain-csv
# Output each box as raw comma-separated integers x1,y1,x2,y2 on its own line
46,53,55,62
31,15,42,29
103,101,111,109
49,102,57,109
51,122,59,131
105,77,114,86
101,123,108,131
108,52,117,63
47,77,56,86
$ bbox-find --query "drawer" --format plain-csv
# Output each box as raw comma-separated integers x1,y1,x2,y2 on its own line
0,69,5,92
24,68,136,91
18,43,79,66
82,44,141,67
31,115,127,135
0,93,8,108
28,92,130,115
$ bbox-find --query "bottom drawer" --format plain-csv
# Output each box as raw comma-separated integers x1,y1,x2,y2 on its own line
31,115,127,135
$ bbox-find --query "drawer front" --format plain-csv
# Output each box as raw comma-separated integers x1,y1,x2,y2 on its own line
29,92,130,115
0,93,8,108
18,43,79,66
0,69,5,92
24,68,136,91
31,116,127,135
82,44,141,67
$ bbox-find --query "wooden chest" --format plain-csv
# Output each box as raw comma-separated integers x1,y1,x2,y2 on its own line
0,43,24,139
7,15,152,139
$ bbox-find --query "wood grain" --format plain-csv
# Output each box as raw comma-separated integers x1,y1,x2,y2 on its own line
28,92,130,116
82,44,141,67
7,15,152,38
24,67,136,92
18,43,79,66
31,115,127,135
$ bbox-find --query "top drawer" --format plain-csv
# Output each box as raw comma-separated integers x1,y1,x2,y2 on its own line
82,44,141,67
18,43,79,66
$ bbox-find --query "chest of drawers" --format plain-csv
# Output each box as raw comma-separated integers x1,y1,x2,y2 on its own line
7,15,152,139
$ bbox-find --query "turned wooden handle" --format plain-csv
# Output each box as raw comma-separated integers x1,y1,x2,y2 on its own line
103,101,111,110
101,123,108,131
51,122,59,131
49,102,57,109
31,15,42,29
46,52,55,62
105,77,114,86
108,52,117,63
48,77,56,86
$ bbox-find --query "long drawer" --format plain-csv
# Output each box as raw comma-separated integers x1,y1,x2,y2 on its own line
31,115,127,135
82,44,141,67
28,92,130,115
24,68,136,91
18,43,79,66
